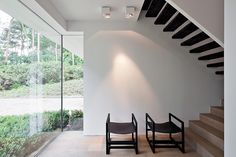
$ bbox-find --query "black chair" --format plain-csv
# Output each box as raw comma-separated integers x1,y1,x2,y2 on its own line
146,113,185,153
106,113,138,154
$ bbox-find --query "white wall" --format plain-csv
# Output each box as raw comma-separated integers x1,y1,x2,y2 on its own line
167,0,224,47
78,15,224,135
225,0,236,156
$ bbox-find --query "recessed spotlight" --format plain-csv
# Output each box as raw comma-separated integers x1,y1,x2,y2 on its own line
102,6,111,19
125,6,135,18
104,13,111,19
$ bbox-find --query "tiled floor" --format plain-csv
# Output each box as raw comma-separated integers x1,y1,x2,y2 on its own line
38,131,201,157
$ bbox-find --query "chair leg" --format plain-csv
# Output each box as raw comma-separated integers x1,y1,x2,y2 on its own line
135,132,138,154
147,128,156,153
152,130,155,153
106,137,110,155
135,143,138,154
106,145,110,154
181,129,185,153
106,131,110,154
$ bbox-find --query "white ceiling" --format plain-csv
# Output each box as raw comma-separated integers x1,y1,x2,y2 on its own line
11,0,145,58
40,0,144,21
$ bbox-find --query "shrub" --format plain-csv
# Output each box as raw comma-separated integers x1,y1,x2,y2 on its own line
0,115,30,137
0,111,72,156
70,110,83,122
70,110,83,131
62,79,83,96
0,136,26,157
42,110,69,131
64,64,83,81
0,115,30,157
0,61,83,91
41,61,61,84
0,64,29,90
0,79,83,97
27,62,61,85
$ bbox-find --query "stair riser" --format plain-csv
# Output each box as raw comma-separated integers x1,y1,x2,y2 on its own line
189,122,224,150
211,108,224,118
200,115,224,132
186,134,215,157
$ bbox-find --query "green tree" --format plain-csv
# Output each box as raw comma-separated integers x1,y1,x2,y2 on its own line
0,18,32,64
0,49,5,64
63,49,83,66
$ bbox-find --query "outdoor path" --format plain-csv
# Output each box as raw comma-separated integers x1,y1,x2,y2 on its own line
38,131,201,157
0,97,83,115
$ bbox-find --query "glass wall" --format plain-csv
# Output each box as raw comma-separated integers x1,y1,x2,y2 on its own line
63,35,84,131
0,10,62,156
0,9,84,156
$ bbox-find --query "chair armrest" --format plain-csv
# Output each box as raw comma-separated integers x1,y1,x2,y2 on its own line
146,113,155,123
169,113,184,130
132,113,138,130
146,113,155,131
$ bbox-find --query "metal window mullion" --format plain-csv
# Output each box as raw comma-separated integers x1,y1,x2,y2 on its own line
60,35,64,132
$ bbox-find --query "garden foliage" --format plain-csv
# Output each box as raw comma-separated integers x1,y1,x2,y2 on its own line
0,110,82,157
0,61,83,91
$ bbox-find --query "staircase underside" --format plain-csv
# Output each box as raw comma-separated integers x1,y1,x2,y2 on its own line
141,0,224,76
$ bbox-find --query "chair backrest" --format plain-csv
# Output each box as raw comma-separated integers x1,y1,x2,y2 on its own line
106,113,110,124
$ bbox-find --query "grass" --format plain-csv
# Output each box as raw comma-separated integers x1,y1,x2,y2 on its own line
0,79,83,98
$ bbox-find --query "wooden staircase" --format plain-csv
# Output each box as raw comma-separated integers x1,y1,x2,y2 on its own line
186,106,224,157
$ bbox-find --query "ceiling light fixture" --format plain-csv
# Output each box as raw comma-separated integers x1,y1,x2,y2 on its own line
102,6,111,19
125,6,135,18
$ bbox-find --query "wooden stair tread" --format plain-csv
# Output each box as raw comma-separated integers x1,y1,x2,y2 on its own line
216,71,224,75
186,128,224,157
201,113,224,123
190,120,224,140
211,106,224,119
207,62,224,68
142,0,152,10
145,0,166,17
190,41,220,53
163,13,187,32
172,22,198,39
154,3,177,24
181,32,209,46
211,106,224,110
198,51,224,60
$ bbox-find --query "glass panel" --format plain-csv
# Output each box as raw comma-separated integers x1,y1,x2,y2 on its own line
63,36,84,131
0,10,62,156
